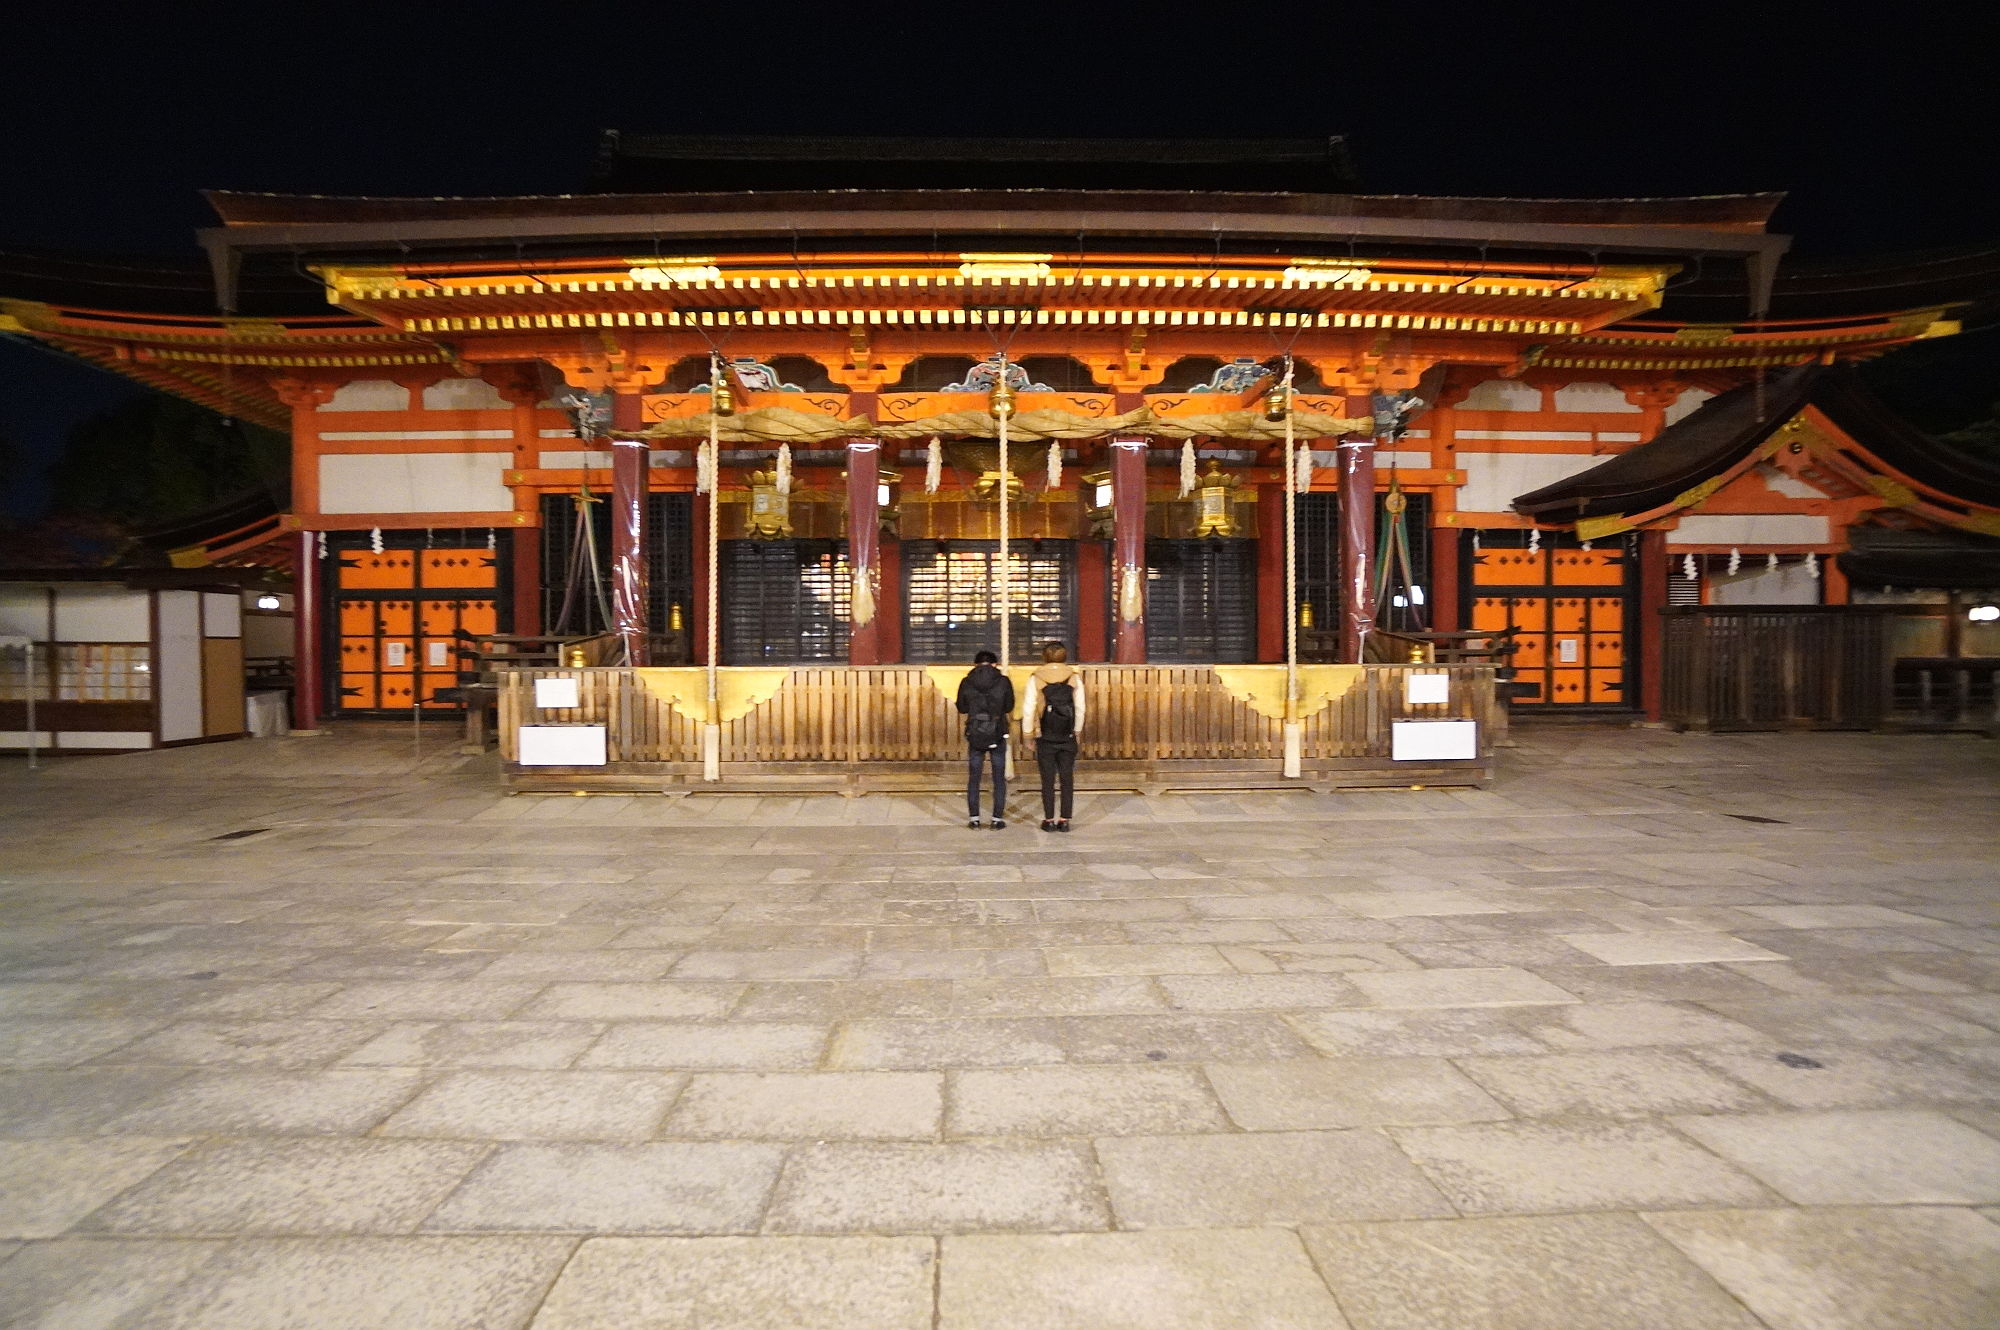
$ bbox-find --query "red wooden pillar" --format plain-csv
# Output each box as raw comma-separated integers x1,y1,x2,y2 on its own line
1428,526,1461,633
608,391,649,665
1822,554,1850,605
846,440,883,664
510,527,541,637
293,528,322,731
1638,528,1669,721
1256,482,1286,662
1338,397,1379,662
878,533,904,663
1076,537,1109,662
1110,437,1148,663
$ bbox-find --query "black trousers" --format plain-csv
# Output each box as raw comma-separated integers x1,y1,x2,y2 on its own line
1036,738,1077,819
966,742,1006,818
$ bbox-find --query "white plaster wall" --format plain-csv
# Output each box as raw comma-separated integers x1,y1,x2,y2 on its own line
0,587,49,639
203,593,242,638
57,732,155,749
1669,514,1830,547
1709,563,1823,605
319,453,514,514
1552,382,1641,413
1457,379,1543,412
156,591,204,743
1755,464,1830,499
53,587,150,642
1458,452,1603,513
320,380,411,412
1664,388,1714,425
423,377,510,410
539,450,615,469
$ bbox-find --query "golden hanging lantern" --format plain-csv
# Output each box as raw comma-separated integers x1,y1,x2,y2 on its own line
743,468,793,539
1190,459,1241,538
1298,602,1315,629
1262,383,1292,422
990,378,1016,420
668,602,684,633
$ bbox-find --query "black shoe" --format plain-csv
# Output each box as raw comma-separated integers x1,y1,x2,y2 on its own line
967,817,984,829
1041,819,1055,832
992,819,1007,830
1056,820,1071,833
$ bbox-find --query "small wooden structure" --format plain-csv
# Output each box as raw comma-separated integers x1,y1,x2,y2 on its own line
496,662,1498,791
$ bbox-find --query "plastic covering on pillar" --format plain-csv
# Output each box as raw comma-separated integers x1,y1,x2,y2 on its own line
1339,438,1377,662
1111,438,1148,663
610,439,650,666
846,441,881,661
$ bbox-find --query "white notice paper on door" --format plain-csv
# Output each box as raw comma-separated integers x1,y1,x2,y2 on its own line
383,641,407,667
1557,638,1580,663
1405,672,1451,705
427,641,450,668
534,677,581,709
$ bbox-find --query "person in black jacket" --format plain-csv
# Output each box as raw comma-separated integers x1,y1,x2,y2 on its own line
955,650,1014,829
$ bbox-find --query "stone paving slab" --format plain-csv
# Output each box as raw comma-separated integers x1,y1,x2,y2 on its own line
1,725,1996,1325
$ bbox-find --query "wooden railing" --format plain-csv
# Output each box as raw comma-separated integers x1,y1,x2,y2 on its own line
497,663,1498,780
1662,607,1894,731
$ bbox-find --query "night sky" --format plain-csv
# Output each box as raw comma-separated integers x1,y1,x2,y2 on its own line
3,5,1991,517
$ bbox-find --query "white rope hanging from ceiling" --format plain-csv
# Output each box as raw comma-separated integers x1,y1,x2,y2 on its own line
1046,441,1061,491
1295,444,1313,494
775,442,792,495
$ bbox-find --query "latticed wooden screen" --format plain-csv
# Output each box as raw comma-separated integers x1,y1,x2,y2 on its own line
900,539,1077,663
1145,538,1257,662
719,538,851,664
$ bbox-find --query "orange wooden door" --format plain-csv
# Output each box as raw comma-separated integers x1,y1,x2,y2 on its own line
333,541,500,713
1469,538,1633,708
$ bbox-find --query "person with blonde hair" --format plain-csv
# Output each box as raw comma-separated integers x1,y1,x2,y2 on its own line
1022,641,1085,832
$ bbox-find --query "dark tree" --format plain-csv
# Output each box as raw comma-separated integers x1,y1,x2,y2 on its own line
47,394,287,527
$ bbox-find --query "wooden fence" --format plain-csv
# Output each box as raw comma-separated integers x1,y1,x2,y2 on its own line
1661,607,1894,731
496,663,1498,785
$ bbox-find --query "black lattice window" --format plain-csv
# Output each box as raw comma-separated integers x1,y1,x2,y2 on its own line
902,539,1076,664
1295,491,1432,635
1146,539,1257,662
720,539,851,663
540,492,693,636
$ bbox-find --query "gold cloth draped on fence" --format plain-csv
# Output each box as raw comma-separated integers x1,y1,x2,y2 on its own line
633,666,790,723
1211,664,1365,720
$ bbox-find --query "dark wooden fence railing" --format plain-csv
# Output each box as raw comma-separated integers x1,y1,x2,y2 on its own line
1662,607,1894,731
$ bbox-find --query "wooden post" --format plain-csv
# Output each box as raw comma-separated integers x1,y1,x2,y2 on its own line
608,392,649,666
510,527,541,637
691,492,712,665
1638,529,1668,722
1256,482,1286,661
1111,437,1147,663
1428,526,1461,633
1077,537,1109,662
846,440,882,665
293,528,322,732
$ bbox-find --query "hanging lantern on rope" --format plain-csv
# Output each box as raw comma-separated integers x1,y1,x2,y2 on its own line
925,437,942,493
1683,553,1698,579
1262,381,1291,423
989,377,1015,420
1179,439,1197,496
775,442,793,496
709,367,737,418
1046,441,1062,491
1728,547,1742,575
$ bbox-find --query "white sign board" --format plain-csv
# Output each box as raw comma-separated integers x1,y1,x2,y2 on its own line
1391,719,1479,762
383,641,407,667
534,677,582,709
1404,672,1451,705
1557,637,1580,663
518,725,607,766
427,641,450,667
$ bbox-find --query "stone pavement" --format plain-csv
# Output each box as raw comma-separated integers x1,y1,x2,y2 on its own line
1,723,1997,1328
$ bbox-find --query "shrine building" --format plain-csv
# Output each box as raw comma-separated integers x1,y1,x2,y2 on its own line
3,134,1997,749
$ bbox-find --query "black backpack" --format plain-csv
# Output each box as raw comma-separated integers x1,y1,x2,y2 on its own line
963,672,1009,750
1040,680,1076,741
